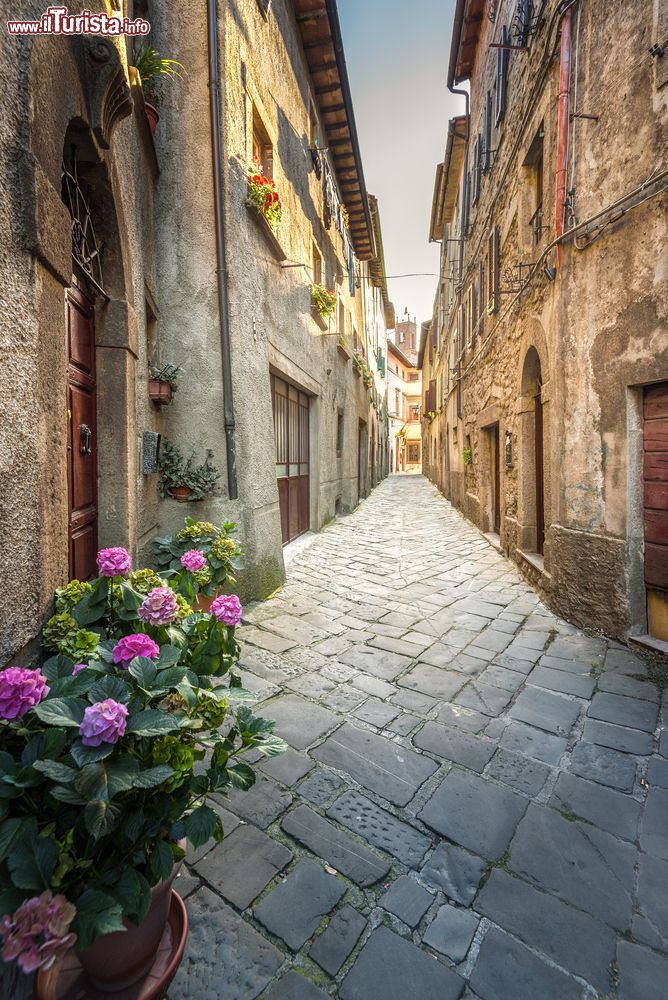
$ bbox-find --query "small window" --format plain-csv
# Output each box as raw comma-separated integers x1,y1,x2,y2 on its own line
408,443,420,464
395,388,401,416
524,125,544,245
252,107,273,179
311,241,323,286
338,299,346,341
145,296,158,366
336,410,344,456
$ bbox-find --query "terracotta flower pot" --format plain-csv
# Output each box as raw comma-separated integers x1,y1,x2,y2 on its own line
168,486,193,502
149,379,173,405
77,852,183,993
145,102,159,135
194,592,215,613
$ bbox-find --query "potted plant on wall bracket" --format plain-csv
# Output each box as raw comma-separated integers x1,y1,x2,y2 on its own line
245,158,286,261
149,362,182,406
0,546,286,996
158,441,220,502
310,284,336,330
133,45,185,135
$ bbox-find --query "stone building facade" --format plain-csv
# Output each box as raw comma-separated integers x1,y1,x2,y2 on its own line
421,0,668,641
387,337,422,473
0,0,390,666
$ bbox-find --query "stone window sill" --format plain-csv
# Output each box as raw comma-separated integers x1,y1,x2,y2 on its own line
245,199,287,261
311,306,329,331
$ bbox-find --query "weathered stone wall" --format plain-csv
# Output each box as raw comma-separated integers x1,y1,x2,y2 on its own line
424,0,668,638
152,0,387,598
0,3,158,664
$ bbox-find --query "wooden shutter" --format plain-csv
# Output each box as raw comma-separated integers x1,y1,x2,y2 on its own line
483,92,493,172
496,26,509,125
472,137,481,204
488,227,500,314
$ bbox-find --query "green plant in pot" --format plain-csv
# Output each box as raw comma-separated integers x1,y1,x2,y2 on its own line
0,545,286,993
149,362,182,407
153,517,243,613
133,45,185,135
158,441,220,502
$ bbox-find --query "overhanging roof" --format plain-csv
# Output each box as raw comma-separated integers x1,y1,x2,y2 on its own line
368,194,395,327
429,115,467,242
417,320,431,370
293,0,375,259
448,0,485,87
388,339,414,368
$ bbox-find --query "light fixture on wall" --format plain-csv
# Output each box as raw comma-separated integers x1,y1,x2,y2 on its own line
543,265,556,282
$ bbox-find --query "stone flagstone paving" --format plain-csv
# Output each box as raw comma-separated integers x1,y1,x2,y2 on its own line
171,475,668,1000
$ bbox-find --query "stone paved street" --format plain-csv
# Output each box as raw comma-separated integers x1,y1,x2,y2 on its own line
172,476,668,1000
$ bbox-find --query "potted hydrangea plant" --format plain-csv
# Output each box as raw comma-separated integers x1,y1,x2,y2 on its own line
0,544,285,994
153,517,242,614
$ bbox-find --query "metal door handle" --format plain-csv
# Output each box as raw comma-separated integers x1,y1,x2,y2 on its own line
80,423,92,456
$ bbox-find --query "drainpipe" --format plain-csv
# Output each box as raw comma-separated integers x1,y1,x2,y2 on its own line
448,85,470,287
555,7,572,268
207,0,238,499
448,85,468,421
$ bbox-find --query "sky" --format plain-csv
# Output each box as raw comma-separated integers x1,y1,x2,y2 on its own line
337,0,462,327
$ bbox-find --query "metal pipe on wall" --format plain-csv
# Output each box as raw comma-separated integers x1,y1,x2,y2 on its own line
555,7,573,266
207,0,238,500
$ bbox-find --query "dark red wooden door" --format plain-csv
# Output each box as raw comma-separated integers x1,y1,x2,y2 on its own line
66,284,97,580
491,423,501,534
644,382,668,640
271,374,310,544
535,390,545,555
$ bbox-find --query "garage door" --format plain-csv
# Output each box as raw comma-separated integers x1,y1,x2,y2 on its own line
271,374,310,544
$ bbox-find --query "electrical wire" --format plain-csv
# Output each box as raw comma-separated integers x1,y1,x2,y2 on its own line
455,166,668,381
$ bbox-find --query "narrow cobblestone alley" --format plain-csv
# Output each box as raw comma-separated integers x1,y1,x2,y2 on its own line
172,476,668,1000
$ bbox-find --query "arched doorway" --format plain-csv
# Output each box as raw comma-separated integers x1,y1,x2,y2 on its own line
520,346,545,555
62,148,102,580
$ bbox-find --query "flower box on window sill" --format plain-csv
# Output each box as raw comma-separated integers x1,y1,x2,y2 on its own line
352,364,361,378
245,199,287,262
311,306,330,331
337,337,351,360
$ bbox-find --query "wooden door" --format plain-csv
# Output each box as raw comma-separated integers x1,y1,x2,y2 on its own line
491,423,501,534
535,391,545,554
644,382,668,640
271,374,310,545
358,423,367,501
66,283,97,580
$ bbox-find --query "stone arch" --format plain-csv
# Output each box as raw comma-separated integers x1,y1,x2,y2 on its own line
517,334,551,560
23,34,136,581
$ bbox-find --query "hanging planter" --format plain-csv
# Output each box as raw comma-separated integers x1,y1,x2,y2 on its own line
149,363,182,408
158,441,221,501
132,46,185,136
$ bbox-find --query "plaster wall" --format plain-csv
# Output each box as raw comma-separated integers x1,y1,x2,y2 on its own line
424,0,668,637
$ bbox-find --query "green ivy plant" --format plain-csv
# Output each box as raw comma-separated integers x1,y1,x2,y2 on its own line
463,446,473,466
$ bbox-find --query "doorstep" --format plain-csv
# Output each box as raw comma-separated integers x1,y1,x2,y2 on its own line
628,634,668,656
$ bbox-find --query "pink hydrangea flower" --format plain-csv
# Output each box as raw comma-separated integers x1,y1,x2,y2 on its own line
79,699,128,747
112,633,160,667
0,667,49,720
0,891,77,973
96,547,132,577
180,549,207,572
72,663,87,676
210,594,243,626
137,586,179,626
